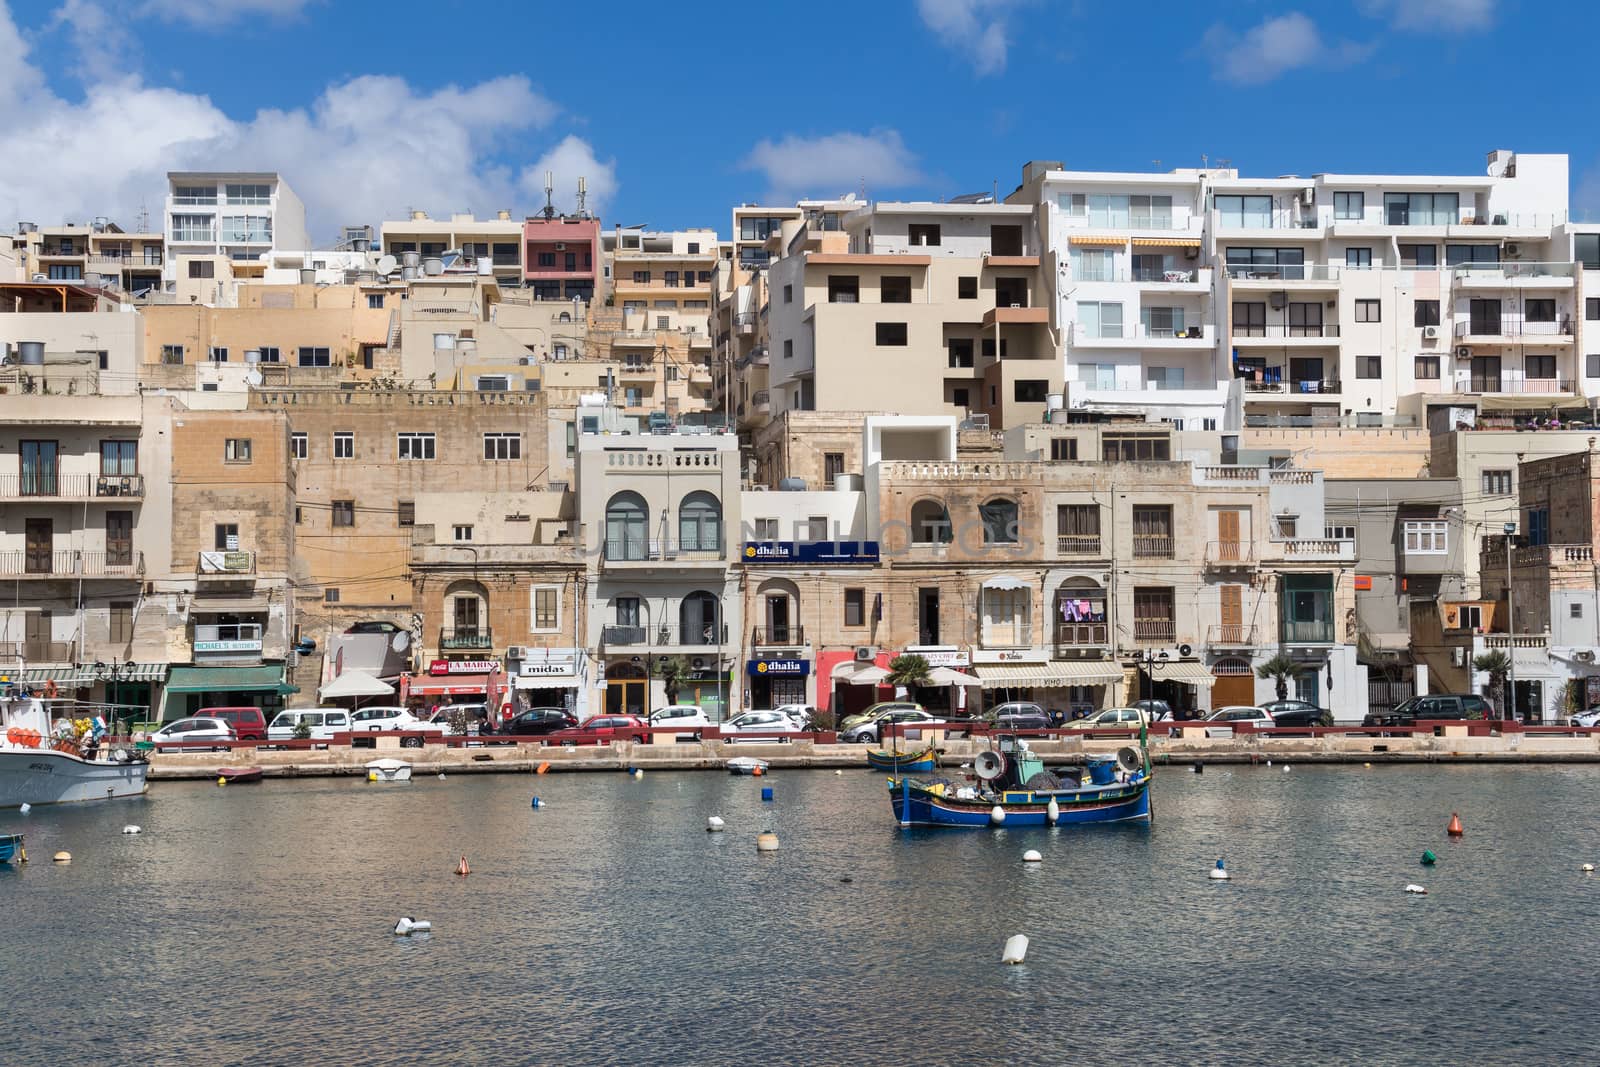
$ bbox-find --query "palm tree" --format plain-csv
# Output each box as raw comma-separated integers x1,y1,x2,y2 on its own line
886,653,932,690
1256,652,1299,703
654,656,690,705
1473,649,1512,718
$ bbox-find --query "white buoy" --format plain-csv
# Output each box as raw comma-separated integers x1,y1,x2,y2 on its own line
1209,859,1230,880
1266,759,1273,767
393,917,432,936
1283,765,1291,773
19,803,30,814
990,805,1006,825
121,825,141,835
1046,797,1060,824
755,832,780,852
52,851,71,864
438,773,445,780
1582,863,1595,873
1405,884,1428,895
633,768,644,778
706,816,725,832
834,769,843,776
1001,934,1029,965
1022,849,1043,864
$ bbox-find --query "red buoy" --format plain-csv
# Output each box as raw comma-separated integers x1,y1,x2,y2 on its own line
455,855,470,876
1447,813,1464,837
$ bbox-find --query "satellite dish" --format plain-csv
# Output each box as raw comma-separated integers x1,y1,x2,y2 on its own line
390,630,411,652
244,369,263,387
376,254,398,276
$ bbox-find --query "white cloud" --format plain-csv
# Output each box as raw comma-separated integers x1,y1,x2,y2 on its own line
1361,0,1495,32
740,130,923,202
916,0,1017,76
49,0,137,86
519,135,618,218
0,2,616,240
137,0,317,27
1203,12,1375,85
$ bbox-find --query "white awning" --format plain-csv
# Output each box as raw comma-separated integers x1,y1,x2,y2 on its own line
319,670,395,699
1146,659,1215,685
973,661,1122,688
982,575,1030,590
832,662,888,685
926,666,980,687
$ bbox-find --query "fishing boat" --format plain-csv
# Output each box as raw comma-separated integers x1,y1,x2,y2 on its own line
0,690,148,808
725,756,769,776
217,766,264,784
365,758,412,783
0,833,23,864
865,745,938,773
888,732,1151,828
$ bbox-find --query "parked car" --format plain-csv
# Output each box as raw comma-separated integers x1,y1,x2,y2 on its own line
837,702,923,735
773,704,819,730
1062,707,1148,733
1260,699,1333,727
1363,694,1492,727
1204,705,1277,728
426,703,491,735
151,717,235,752
502,708,579,736
989,701,1051,731
1133,699,1172,722
563,715,648,742
197,706,267,741
840,708,945,745
266,707,352,742
719,709,805,741
348,705,444,746
1567,707,1600,728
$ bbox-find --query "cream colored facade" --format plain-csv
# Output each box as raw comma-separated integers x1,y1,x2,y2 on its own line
380,210,525,287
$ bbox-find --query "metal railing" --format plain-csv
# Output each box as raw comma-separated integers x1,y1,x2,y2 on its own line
1231,323,1341,338
439,627,493,650
0,549,142,577
1056,534,1102,555
1205,541,1253,565
601,623,730,647
0,473,141,498
1225,264,1341,281
1134,619,1176,642
752,390,771,408
1455,317,1573,338
1055,622,1109,647
602,539,724,563
1207,624,1257,646
1457,378,1575,394
751,625,805,646
1132,535,1174,558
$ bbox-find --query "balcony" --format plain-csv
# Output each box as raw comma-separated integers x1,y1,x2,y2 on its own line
0,473,145,500
1241,377,1342,398
1133,619,1176,643
1482,543,1594,570
979,626,1034,650
1452,262,1575,288
1069,322,1215,348
1056,534,1103,556
439,626,493,651
1453,317,1574,344
1454,377,1575,395
170,230,216,244
1275,539,1355,562
1207,624,1258,648
982,305,1050,329
1132,535,1174,559
752,625,805,647
752,390,771,414
0,640,74,664
1055,621,1110,651
602,623,730,649
0,550,144,578
1230,324,1342,346
1226,264,1340,285
1281,619,1335,644
602,539,725,568
194,623,263,655
1205,541,1253,567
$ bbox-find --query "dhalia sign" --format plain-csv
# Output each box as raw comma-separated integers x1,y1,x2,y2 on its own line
746,659,810,677
428,659,499,675
741,541,880,564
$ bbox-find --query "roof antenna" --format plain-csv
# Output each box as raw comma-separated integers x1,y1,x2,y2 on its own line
542,170,555,220
576,176,588,219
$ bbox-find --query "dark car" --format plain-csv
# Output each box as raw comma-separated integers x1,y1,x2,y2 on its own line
1363,694,1491,727
502,708,579,736
1261,699,1333,727
989,701,1051,731
1133,699,1174,721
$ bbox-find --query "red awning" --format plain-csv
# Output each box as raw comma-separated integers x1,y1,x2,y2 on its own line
407,672,495,696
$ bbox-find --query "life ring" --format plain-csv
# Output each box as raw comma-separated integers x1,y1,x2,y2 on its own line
42,680,58,699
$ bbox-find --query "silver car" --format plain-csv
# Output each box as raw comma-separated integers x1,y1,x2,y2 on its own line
151,716,236,752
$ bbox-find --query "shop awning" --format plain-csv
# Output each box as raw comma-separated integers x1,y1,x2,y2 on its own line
319,670,394,700
164,665,297,694
119,662,169,683
974,661,1122,688
832,662,888,686
189,596,269,614
1131,237,1201,248
1145,660,1215,685
926,666,980,686
1069,234,1125,247
982,575,1030,590
408,672,495,696
16,667,94,688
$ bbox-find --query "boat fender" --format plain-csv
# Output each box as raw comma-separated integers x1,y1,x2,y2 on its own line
1405,884,1427,895
1283,765,1291,773
1209,859,1230,880
530,796,543,809
1022,850,1042,864
121,825,141,835
1001,934,1029,965
217,777,226,787
1421,850,1437,865
1046,797,1060,824
706,815,725,832
755,832,779,852
393,917,432,936
989,805,1006,825
19,803,31,814
536,761,550,774
1582,863,1596,873
368,771,379,782
53,851,71,863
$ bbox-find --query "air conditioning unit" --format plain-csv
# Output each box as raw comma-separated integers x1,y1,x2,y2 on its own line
555,243,566,251
506,645,528,660
1177,643,1194,658
1456,345,1472,358
1422,325,1439,339
1504,242,1521,258
1300,187,1315,207
1269,291,1288,310
854,645,878,662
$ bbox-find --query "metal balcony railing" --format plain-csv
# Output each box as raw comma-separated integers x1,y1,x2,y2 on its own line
1231,323,1342,338
1057,535,1102,555
1134,619,1176,642
439,627,493,650
1207,624,1257,647
752,625,805,646
1205,541,1253,565
602,539,724,563
0,550,143,577
602,624,729,647
1132,535,1174,559
0,473,145,498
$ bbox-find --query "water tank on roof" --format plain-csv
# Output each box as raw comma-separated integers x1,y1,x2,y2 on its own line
833,473,862,492
778,477,806,492
422,257,444,276
477,258,493,276
401,266,418,280
19,341,44,365
1046,393,1065,412
299,268,316,285
401,251,420,269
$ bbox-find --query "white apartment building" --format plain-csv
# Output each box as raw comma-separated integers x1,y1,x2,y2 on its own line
379,210,524,287
163,172,310,283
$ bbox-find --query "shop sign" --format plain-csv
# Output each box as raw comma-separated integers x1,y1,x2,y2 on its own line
194,639,263,654
970,648,1047,665
516,649,579,678
428,659,499,675
905,646,969,667
741,541,880,565
747,658,811,677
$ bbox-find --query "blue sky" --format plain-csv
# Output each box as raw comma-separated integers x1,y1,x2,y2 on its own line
2,0,1597,242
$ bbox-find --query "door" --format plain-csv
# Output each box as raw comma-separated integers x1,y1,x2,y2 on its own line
1217,511,1242,561
918,588,940,645
606,681,646,717
1211,672,1253,707
1288,358,1325,390
25,518,52,574
1219,584,1244,642
1469,298,1501,335
765,595,791,644
1470,355,1502,392
25,609,52,661
106,510,132,567
20,440,58,496
453,596,480,643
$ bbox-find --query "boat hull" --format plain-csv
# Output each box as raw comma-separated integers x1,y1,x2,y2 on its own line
0,748,149,808
889,778,1151,828
726,757,769,776
217,767,264,784
366,759,412,782
865,748,937,773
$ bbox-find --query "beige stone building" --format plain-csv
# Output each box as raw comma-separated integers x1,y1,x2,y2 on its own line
380,210,525,289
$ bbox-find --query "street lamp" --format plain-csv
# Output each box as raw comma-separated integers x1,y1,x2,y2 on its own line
1503,521,1517,722
92,658,137,732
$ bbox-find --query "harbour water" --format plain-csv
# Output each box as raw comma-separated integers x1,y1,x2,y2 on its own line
3,764,1598,1065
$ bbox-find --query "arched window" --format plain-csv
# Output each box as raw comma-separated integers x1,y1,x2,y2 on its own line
680,591,721,645
678,491,722,553
910,499,952,544
981,498,1019,544
605,491,648,560
558,311,572,323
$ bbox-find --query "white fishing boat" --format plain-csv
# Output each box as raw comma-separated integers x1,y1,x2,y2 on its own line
365,757,413,783
725,756,770,776
0,691,148,808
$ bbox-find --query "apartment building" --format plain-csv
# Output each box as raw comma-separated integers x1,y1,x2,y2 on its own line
0,279,144,395
17,219,165,295
163,172,310,281
764,201,1059,430
524,214,600,301
380,210,524,288
580,430,743,717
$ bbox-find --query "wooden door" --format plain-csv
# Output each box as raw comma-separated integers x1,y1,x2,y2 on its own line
1220,584,1243,643
25,609,52,661
106,510,132,567
1212,673,1254,706
1218,511,1242,560
25,518,52,574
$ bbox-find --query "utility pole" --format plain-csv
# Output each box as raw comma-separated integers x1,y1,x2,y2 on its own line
1503,521,1517,721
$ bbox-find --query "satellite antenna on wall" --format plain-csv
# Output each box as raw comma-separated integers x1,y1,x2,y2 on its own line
542,170,555,219
376,254,397,277
245,369,263,388
576,176,588,218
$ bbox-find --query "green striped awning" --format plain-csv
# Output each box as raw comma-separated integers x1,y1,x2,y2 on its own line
164,665,297,694
13,667,94,688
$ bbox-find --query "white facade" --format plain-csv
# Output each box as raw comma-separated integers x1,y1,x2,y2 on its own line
163,172,310,282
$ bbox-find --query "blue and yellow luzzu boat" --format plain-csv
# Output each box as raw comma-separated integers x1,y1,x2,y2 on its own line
888,733,1151,828
865,745,938,773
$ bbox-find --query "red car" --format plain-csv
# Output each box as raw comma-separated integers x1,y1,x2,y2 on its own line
555,715,648,743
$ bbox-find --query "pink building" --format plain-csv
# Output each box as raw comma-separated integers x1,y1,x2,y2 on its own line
524,216,600,301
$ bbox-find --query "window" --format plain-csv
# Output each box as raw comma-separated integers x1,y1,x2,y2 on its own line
1579,234,1600,271
1415,355,1441,380
257,346,281,363
483,432,521,460
366,293,384,309
678,491,722,553
324,588,341,604
290,432,307,459
1357,356,1382,379
827,275,859,303
980,338,1009,358
980,499,1018,544
298,346,331,368
1588,355,1600,378
1014,380,1048,403
1078,301,1123,339
208,346,228,363
1141,305,1186,337
332,500,354,527
1050,438,1078,461
782,339,793,359
1132,506,1174,558
783,284,793,304
1446,244,1498,267
910,500,952,544
1286,302,1322,336
1385,192,1458,226
225,183,270,204
875,322,908,346
1526,354,1556,380
1231,301,1266,337
664,271,679,288
224,438,251,462
1414,300,1440,327
1481,469,1512,495
947,338,974,368
1346,247,1373,270
953,275,980,301
1147,367,1185,390
1355,299,1381,323
1404,519,1448,554
1400,243,1438,268
1224,246,1304,279
214,523,239,551
824,452,845,488
1588,298,1600,322
844,588,865,627
1573,602,1585,620
188,260,215,279
397,432,436,460
109,601,134,645
1334,192,1364,220
952,387,969,408
632,270,650,284
1102,433,1170,461
1525,298,1556,323
97,350,109,371
881,276,911,303
453,524,473,542
908,223,941,246
476,375,510,392
1214,195,1272,229
532,586,560,632
1324,525,1355,541
294,505,303,524
981,586,1031,646
1058,504,1100,549
332,431,354,460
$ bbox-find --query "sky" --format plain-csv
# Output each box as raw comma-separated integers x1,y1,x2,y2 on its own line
1,0,1598,244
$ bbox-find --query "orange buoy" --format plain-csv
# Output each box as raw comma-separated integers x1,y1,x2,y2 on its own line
1447,812,1464,837
536,761,550,775
5,727,19,744
751,765,763,777
455,855,470,877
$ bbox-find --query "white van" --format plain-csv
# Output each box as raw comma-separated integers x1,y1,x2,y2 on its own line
267,707,352,743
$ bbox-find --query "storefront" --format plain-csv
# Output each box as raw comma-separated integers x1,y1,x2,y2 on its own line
746,656,810,709
160,664,296,723
1138,658,1214,716
902,646,972,713
600,656,732,718
512,648,583,716
825,650,891,716
404,659,504,717
971,650,1121,717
